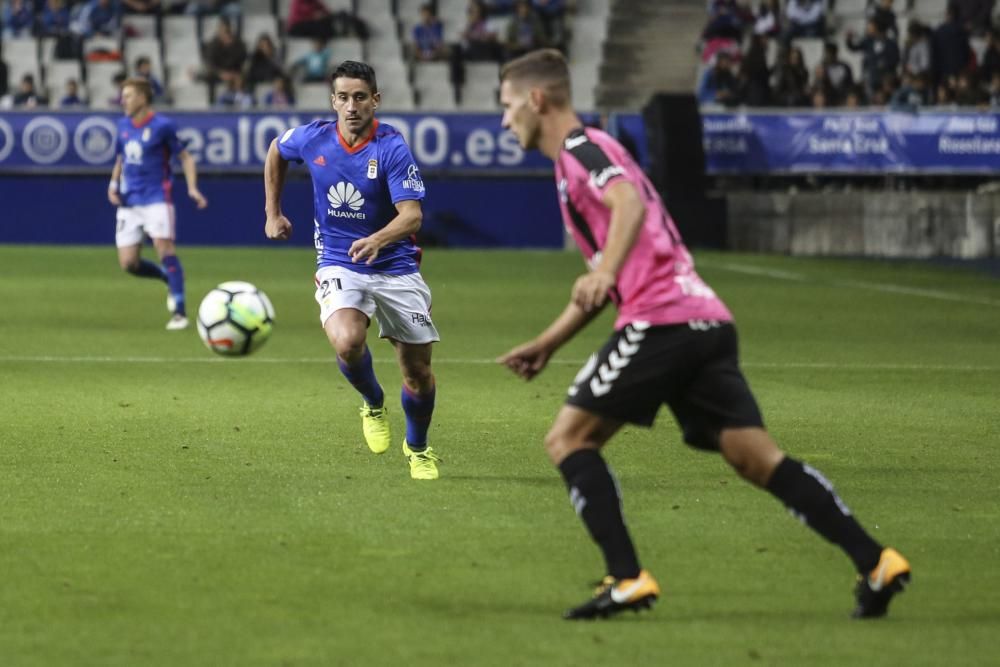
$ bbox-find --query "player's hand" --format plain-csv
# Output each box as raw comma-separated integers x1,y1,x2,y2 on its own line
265,214,293,241
572,270,616,313
189,188,208,209
349,236,383,265
497,340,553,381
107,190,122,206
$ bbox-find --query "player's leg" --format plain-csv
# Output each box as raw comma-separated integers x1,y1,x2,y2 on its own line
368,272,441,478
148,204,187,329
316,268,388,453
719,427,910,618
116,206,166,281
547,405,661,619
392,340,440,479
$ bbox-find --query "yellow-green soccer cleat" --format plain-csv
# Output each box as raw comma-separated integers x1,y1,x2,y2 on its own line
360,403,391,454
402,440,441,480
563,570,661,620
852,547,911,619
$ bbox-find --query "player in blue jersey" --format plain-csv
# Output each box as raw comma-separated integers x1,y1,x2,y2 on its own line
107,78,208,330
263,61,441,480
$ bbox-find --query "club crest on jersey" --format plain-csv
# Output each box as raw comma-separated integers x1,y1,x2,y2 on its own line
367,159,378,179
402,164,424,192
124,139,144,164
327,182,366,219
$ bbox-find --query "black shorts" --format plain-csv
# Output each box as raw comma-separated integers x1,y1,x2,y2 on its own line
565,321,764,450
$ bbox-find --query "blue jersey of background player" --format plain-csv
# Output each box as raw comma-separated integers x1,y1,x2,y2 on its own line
264,61,442,481
274,116,425,275
108,77,207,331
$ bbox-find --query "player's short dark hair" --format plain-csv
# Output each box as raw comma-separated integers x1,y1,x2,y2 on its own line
122,77,153,103
330,60,378,94
499,48,570,108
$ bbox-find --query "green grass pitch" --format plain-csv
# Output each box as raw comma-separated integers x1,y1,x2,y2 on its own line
1,245,998,665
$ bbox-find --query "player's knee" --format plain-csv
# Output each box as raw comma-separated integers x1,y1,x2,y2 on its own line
719,428,782,486
402,367,433,394
333,340,366,363
120,259,140,273
543,427,587,465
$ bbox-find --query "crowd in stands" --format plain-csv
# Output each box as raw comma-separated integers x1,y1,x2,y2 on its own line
698,0,1000,110
0,0,578,110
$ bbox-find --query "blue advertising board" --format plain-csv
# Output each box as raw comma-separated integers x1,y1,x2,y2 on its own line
703,111,1000,174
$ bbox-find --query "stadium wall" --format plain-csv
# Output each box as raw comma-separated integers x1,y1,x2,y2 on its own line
726,191,1000,259
0,175,564,248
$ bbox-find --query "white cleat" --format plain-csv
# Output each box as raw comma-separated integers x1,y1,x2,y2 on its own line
166,314,189,330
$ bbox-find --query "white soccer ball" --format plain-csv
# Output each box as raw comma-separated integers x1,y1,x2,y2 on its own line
196,281,275,356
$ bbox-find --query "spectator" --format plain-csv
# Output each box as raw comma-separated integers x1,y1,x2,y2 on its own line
172,0,240,19
202,18,246,85
13,73,46,107
532,0,566,47
847,18,900,97
245,34,286,88
889,71,930,110
701,2,743,43
59,78,87,107
286,0,362,41
772,45,810,106
2,0,35,38
844,84,866,107
261,75,295,109
739,33,771,105
73,0,124,38
954,70,985,105
931,2,972,87
753,0,781,38
133,55,165,100
978,28,1000,84
108,69,126,106
784,0,826,41
122,0,160,13
953,0,994,36
866,0,898,42
462,0,500,61
988,71,1000,107
504,0,546,60
901,20,931,78
810,86,828,108
413,3,448,61
697,50,740,106
292,38,331,82
215,71,253,109
0,55,8,99
937,80,958,106
816,42,854,104
39,0,72,37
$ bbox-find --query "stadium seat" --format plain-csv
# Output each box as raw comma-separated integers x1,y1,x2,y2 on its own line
570,62,597,111
242,14,280,49
832,0,867,18
460,62,500,111
910,0,946,23
124,37,164,80
793,37,825,73
86,61,127,109
242,0,274,14
3,38,41,88
45,60,84,101
122,14,158,39
297,82,334,109
171,82,210,110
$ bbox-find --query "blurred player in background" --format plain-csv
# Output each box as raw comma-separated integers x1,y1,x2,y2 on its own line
263,61,441,480
108,78,208,330
496,49,910,620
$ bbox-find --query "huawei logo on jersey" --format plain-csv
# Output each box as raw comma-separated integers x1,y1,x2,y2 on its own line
327,182,366,219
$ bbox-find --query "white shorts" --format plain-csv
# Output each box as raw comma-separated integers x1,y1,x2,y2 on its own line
115,203,175,247
314,265,441,344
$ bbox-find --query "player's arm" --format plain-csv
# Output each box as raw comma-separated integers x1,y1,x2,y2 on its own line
498,300,605,381
178,149,208,209
263,138,293,240
108,156,123,206
572,180,646,313
348,199,422,265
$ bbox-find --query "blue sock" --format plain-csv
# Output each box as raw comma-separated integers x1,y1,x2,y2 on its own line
401,382,435,450
338,347,384,408
161,255,185,316
127,259,167,281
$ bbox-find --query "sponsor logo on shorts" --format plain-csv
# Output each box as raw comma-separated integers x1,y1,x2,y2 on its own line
411,312,432,326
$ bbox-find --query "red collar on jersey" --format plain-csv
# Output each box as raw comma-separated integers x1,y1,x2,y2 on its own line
337,119,379,154
130,110,155,128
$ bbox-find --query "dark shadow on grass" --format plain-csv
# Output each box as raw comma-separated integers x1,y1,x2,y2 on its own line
444,474,560,487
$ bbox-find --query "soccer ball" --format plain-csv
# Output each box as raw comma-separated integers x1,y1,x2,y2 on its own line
197,281,275,356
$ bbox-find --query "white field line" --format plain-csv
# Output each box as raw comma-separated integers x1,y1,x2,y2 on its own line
711,262,1000,308
0,355,997,372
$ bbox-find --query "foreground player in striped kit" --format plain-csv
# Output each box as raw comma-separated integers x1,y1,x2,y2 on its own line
496,49,910,620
